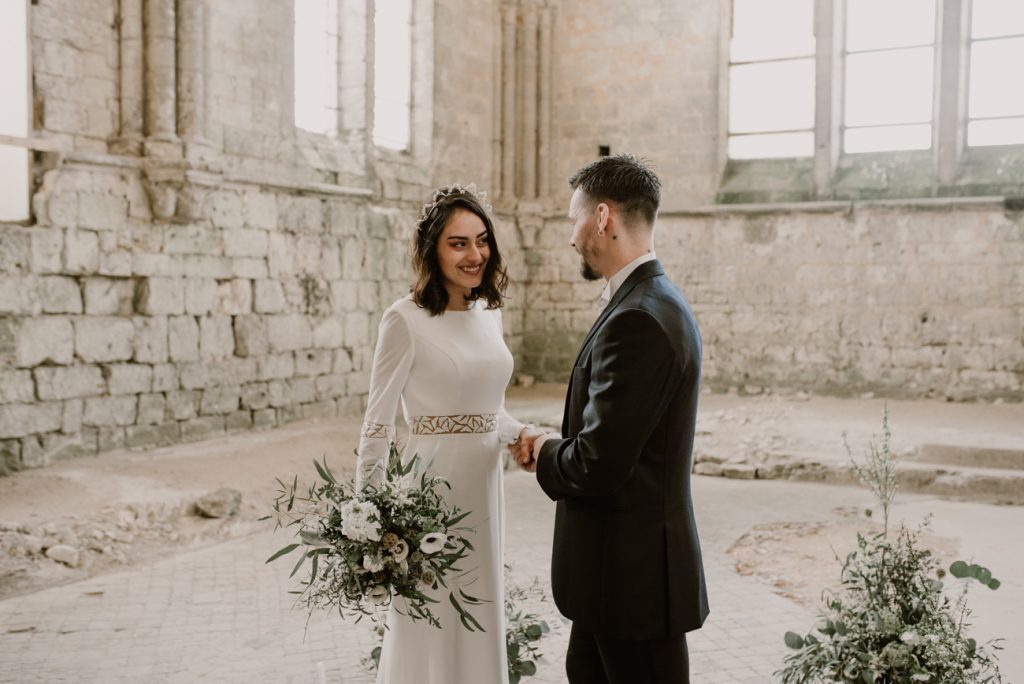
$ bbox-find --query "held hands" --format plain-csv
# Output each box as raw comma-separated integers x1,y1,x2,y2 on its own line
510,427,547,473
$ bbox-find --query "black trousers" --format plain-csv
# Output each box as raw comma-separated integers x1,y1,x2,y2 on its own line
565,623,689,684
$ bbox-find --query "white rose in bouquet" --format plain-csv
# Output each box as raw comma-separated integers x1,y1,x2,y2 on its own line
363,552,386,573
340,500,382,542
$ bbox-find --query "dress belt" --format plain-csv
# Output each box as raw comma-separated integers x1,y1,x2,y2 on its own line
410,414,497,435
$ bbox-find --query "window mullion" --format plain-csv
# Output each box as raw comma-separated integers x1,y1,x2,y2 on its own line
936,0,969,187
814,0,843,198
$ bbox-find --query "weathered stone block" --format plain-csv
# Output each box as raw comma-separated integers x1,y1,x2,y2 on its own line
343,312,370,347
75,317,134,363
133,316,169,363
253,279,286,313
200,386,240,415
257,353,295,381
15,317,75,367
225,410,253,433
346,370,370,395
224,229,269,258
168,315,200,362
1,439,21,472
252,408,277,428
82,395,137,427
164,224,222,255
0,276,39,315
240,382,270,410
38,276,82,314
34,365,105,400
233,315,268,357
296,349,333,377
0,370,35,404
267,233,295,279
182,277,216,315
166,390,200,420
217,278,252,315
125,421,180,449
330,281,358,312
152,363,177,392
30,229,64,274
97,426,126,452
135,277,185,315
244,193,278,230
314,374,347,401
302,401,336,420
267,314,313,352
178,358,256,389
180,415,225,442
313,316,344,348
64,229,100,274
199,314,235,360
210,192,244,229
78,194,127,231
231,257,267,280
103,364,152,395
0,402,63,439
83,277,134,315
62,399,83,433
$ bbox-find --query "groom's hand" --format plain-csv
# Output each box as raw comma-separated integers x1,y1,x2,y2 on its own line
514,427,544,472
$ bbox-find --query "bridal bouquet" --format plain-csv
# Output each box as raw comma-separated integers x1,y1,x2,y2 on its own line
264,445,486,631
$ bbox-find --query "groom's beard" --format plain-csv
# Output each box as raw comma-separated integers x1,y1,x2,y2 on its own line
580,259,601,281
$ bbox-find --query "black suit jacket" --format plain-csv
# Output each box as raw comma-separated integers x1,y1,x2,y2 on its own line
536,259,709,641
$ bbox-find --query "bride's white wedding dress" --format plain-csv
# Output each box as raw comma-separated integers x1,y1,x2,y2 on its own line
356,294,523,684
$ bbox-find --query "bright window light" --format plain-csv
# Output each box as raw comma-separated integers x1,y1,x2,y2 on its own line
294,0,339,136
971,0,1024,40
727,0,814,159
0,0,30,221
844,0,936,153
374,0,412,151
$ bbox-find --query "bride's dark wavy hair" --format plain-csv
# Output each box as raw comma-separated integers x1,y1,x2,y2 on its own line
411,185,509,316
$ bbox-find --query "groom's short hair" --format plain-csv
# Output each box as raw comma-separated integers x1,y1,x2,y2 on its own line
568,154,661,227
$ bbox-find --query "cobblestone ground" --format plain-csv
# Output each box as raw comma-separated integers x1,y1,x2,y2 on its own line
1,472,1019,683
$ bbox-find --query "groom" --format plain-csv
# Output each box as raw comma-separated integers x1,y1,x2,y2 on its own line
516,155,709,683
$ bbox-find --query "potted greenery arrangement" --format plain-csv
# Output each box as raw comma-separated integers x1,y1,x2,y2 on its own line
777,409,1004,683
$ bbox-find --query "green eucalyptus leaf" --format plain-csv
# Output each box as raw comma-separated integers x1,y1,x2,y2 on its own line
949,560,969,578
784,631,805,649
265,543,299,563
976,567,992,584
525,624,543,640
988,578,1001,590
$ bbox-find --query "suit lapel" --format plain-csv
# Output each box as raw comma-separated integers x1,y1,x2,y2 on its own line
571,259,665,368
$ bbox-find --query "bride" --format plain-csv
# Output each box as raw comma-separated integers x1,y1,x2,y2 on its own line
355,184,529,683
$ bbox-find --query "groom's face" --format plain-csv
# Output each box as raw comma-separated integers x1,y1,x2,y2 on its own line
568,188,602,282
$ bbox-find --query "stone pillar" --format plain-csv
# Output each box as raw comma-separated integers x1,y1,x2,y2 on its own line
537,4,553,198
144,0,178,142
518,5,539,199
175,0,205,143
501,4,517,199
115,0,145,153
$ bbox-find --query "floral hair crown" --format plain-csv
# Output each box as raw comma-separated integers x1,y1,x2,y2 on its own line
418,183,493,227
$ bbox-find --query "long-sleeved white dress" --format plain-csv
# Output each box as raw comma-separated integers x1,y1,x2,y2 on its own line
357,294,523,684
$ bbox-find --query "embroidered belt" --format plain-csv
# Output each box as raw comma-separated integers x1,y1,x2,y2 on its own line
410,414,497,435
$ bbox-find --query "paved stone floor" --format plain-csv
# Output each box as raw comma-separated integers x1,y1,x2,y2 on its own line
2,468,1020,683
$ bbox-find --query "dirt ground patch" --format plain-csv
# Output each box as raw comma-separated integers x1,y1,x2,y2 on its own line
726,507,962,611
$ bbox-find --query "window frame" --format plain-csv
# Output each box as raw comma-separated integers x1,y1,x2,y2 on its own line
717,0,1024,202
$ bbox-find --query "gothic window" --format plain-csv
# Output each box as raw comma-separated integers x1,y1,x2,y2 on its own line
967,0,1024,146
373,0,413,151
294,0,340,136
727,0,816,159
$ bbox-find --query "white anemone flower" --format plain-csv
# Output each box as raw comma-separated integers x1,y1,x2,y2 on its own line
391,539,409,563
419,532,447,554
367,585,390,605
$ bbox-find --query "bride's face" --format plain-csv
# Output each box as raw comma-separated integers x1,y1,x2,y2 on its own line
436,208,490,297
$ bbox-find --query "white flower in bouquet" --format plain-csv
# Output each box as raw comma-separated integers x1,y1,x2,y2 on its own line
368,585,390,606
266,449,486,633
420,532,447,554
363,552,386,573
340,500,382,542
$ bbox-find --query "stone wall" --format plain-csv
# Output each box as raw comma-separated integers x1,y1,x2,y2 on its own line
521,202,1024,400
0,0,524,473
